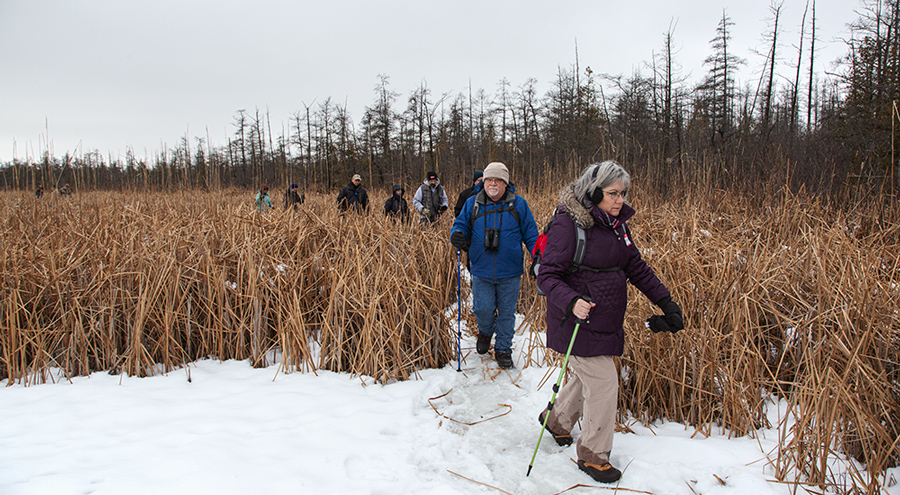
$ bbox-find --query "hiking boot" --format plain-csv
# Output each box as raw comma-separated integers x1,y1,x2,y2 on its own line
538,411,573,446
577,460,621,483
476,333,491,354
495,352,513,369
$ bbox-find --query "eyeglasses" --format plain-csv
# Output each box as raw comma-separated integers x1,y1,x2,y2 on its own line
603,189,628,200
483,178,505,184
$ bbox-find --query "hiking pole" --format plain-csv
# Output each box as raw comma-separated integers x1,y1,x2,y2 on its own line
456,248,462,372
526,296,591,477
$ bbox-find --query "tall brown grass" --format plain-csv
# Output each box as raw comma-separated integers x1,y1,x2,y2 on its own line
1,182,898,493
0,190,454,385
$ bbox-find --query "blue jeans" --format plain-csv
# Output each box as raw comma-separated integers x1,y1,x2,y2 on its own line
471,275,521,354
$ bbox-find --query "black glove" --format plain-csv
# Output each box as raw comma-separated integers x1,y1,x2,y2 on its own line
450,231,469,251
656,296,684,332
439,205,448,212
647,315,672,333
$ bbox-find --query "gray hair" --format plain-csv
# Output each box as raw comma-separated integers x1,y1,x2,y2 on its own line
573,161,631,208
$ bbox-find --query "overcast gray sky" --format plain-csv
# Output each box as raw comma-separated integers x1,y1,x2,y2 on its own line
0,0,860,163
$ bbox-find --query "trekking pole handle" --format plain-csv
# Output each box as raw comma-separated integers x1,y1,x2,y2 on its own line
574,295,592,325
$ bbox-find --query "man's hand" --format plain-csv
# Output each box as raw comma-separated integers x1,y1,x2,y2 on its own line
450,231,469,251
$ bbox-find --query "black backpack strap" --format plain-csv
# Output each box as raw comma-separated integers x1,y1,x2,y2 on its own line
503,190,520,225
565,222,624,275
470,190,485,224
471,190,521,225
506,200,520,224
578,265,624,273
573,226,586,266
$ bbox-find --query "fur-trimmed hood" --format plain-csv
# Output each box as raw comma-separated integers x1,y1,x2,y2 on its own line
558,183,595,229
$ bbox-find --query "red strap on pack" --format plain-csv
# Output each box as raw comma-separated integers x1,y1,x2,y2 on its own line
532,232,548,259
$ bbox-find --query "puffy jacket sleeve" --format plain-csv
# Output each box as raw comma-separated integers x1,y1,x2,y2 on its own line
450,195,475,240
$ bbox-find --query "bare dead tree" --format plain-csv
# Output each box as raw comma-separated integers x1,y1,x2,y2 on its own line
761,3,783,138
790,0,810,140
807,0,818,134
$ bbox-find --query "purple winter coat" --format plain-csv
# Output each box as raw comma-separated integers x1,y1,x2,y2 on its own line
537,186,670,357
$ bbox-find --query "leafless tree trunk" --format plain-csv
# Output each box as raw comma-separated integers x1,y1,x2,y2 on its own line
807,0,817,134
761,3,783,138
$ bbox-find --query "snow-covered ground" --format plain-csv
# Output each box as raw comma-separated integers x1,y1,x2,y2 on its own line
6,328,894,495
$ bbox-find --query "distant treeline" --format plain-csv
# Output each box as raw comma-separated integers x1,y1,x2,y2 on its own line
3,3,899,200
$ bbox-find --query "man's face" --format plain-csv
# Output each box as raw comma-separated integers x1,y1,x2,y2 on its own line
483,177,506,201
428,177,437,186
352,179,361,186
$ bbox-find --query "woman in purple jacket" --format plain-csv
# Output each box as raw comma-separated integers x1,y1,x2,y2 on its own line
536,161,684,484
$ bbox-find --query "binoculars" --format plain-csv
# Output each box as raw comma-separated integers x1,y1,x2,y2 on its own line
484,228,500,252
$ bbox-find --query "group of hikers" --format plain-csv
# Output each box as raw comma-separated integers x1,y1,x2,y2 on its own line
254,160,685,484
34,184,71,198
333,170,454,224
254,170,460,226
254,183,305,212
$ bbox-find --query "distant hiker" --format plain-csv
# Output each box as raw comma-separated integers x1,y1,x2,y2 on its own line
337,174,369,213
284,183,304,210
58,183,71,196
255,184,272,212
413,171,449,224
536,161,684,484
449,162,539,369
453,169,483,218
383,184,410,222
35,186,44,198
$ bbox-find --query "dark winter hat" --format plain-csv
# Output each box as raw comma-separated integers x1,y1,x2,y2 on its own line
427,171,438,181
473,169,484,182
290,183,298,189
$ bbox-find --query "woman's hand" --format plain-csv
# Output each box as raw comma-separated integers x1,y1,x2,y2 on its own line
573,297,596,322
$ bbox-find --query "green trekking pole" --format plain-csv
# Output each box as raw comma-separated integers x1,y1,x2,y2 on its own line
526,296,591,477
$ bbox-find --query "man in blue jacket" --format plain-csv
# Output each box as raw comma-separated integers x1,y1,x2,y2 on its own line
450,162,539,368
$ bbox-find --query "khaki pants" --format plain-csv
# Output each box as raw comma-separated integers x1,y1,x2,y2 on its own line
544,355,618,465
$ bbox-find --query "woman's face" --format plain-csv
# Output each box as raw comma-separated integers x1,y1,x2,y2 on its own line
596,179,627,216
